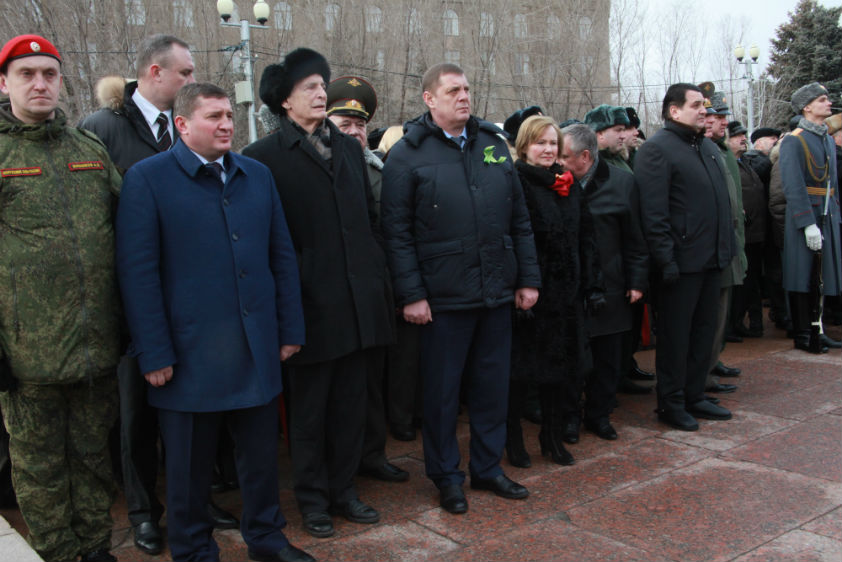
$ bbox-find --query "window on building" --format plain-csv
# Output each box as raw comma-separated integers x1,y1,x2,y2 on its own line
480,12,494,37
514,14,527,39
580,55,595,74
579,16,592,40
443,9,459,36
547,15,560,39
325,3,339,32
274,2,292,30
174,0,194,27
125,0,145,26
481,52,496,76
515,53,530,75
407,8,420,34
445,50,460,66
376,50,385,70
365,5,382,33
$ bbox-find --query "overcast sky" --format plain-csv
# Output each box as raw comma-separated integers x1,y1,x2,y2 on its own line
644,0,842,64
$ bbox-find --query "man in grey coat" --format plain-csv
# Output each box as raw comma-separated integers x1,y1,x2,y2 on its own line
779,82,842,352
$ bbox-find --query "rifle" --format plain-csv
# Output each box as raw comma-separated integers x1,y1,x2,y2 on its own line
808,169,832,353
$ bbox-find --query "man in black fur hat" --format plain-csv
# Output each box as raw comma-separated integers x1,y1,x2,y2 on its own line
243,48,394,539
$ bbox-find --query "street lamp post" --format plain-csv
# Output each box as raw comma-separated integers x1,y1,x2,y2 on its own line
734,44,760,139
217,0,270,143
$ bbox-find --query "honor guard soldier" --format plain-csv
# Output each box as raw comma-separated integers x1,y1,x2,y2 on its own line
0,34,123,562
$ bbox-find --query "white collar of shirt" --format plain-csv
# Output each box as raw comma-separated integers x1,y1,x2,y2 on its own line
443,127,467,148
190,150,227,183
132,88,173,140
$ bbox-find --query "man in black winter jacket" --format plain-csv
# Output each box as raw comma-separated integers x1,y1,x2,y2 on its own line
381,63,541,515
635,83,737,432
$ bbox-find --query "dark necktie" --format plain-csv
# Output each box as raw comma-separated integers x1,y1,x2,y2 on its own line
155,113,172,151
204,162,224,186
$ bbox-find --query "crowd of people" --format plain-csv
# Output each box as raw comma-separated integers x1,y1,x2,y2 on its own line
0,31,839,562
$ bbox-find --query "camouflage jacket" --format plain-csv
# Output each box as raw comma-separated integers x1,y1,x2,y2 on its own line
0,103,122,384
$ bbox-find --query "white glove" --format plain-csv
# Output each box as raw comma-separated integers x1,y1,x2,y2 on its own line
804,224,822,251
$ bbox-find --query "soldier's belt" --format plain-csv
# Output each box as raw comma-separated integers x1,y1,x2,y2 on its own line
806,186,834,197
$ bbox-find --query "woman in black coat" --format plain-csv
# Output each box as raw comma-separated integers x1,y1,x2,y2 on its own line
508,116,603,467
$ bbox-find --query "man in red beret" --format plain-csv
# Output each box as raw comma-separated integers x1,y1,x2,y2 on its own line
0,35,123,562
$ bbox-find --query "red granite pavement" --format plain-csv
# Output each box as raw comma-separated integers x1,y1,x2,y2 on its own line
2,317,840,562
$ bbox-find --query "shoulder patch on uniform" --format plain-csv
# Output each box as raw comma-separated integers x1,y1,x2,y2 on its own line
1,167,42,178
791,128,803,136
68,161,104,171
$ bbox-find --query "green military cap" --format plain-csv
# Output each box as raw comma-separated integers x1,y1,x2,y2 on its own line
584,104,630,132
326,76,377,122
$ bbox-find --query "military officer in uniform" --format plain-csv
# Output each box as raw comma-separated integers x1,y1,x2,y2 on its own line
325,76,411,483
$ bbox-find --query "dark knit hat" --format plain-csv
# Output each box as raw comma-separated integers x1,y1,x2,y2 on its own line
503,105,544,141
259,48,331,115
625,107,640,128
750,127,781,144
326,75,377,122
727,120,747,137
0,34,61,72
584,104,630,132
791,82,828,114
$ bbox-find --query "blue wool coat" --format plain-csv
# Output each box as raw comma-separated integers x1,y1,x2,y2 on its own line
116,140,305,412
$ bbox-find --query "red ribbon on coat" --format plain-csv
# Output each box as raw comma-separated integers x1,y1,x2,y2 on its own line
550,170,573,197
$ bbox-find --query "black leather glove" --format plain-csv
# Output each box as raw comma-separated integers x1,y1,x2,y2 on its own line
662,262,680,286
587,291,607,315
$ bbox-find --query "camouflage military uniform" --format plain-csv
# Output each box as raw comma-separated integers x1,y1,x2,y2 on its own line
0,102,122,562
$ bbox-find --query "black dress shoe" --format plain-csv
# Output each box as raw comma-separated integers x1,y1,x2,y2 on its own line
686,399,732,420
209,500,239,529
359,462,410,482
657,409,699,431
133,521,163,555
584,417,618,440
712,362,741,377
331,498,379,524
704,395,721,404
249,544,316,562
821,334,842,348
705,383,738,394
439,485,468,514
618,380,653,394
470,474,529,499
561,419,580,444
302,511,334,538
628,366,655,381
80,549,117,562
390,423,416,441
794,336,828,354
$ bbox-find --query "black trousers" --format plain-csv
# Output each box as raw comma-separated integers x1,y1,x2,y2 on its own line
654,270,721,412
286,350,366,514
386,319,422,428
420,307,510,489
732,242,764,330
158,401,289,562
585,331,628,420
361,347,388,470
117,355,163,526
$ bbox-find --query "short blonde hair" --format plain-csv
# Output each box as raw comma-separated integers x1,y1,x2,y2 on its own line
515,115,562,162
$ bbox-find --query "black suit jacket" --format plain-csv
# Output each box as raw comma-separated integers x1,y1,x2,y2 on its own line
242,118,394,364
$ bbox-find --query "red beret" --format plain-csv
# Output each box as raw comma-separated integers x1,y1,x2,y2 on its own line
0,35,61,71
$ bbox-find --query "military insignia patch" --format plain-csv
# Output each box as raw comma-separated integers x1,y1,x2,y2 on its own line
67,161,104,171
348,78,362,87
30,41,41,53
1,167,42,177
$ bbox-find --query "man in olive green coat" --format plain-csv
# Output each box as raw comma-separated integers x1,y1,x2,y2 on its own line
702,87,746,393
0,35,122,562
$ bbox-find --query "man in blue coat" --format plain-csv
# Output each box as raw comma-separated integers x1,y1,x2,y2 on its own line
116,83,313,562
